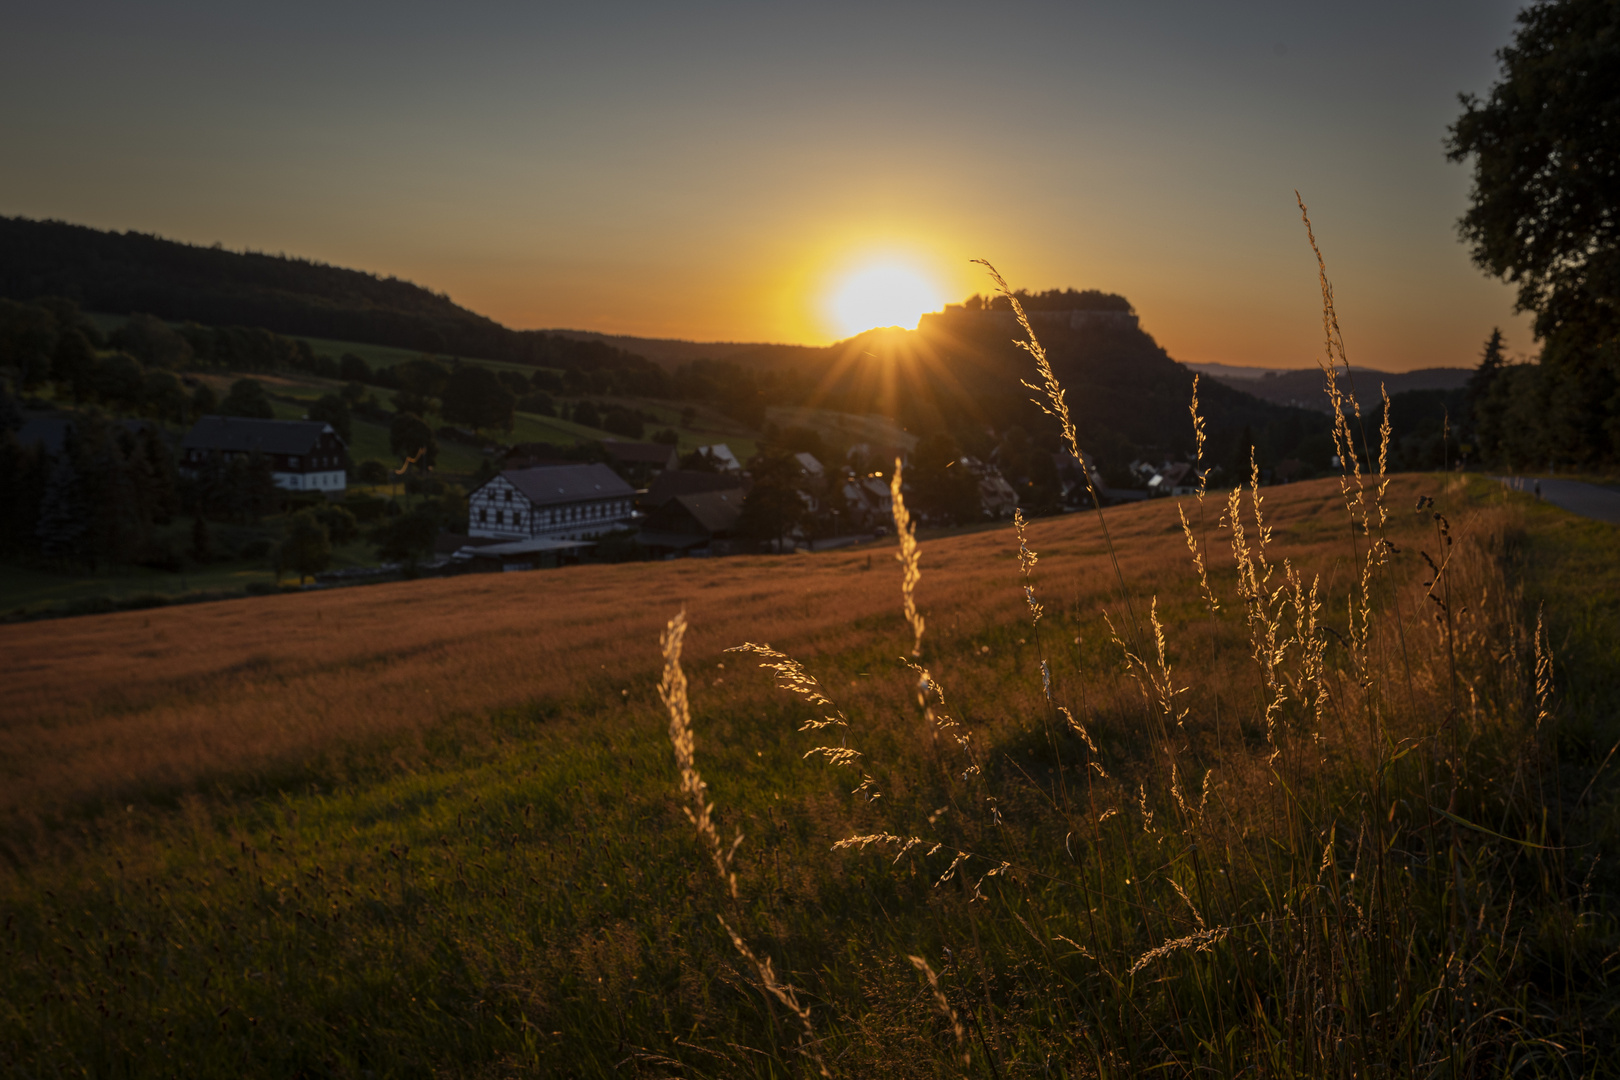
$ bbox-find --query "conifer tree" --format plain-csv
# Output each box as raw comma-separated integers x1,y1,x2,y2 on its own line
35,454,86,562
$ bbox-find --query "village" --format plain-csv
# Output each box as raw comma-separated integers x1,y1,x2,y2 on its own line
7,400,1212,598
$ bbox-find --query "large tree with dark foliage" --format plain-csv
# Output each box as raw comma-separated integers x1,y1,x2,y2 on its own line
1447,0,1620,463
736,451,808,552
220,378,274,419
389,413,438,470
441,364,515,432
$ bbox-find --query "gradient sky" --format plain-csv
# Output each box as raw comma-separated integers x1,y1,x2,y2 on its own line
1,1,1536,371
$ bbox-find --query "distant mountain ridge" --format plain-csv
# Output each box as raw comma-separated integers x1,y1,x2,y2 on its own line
1187,362,1472,413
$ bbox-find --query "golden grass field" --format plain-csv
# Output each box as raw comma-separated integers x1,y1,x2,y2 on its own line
4,462,1613,1078
3,473,1452,831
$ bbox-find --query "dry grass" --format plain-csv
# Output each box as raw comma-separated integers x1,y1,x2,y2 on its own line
1,475,1447,835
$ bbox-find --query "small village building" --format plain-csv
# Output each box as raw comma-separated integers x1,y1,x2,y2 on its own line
16,416,156,456
959,457,1018,518
697,444,741,472
840,474,895,528
468,463,637,541
180,416,348,492
602,440,680,476
447,536,596,572
639,489,745,557
503,443,574,470
1146,462,1196,497
641,468,749,510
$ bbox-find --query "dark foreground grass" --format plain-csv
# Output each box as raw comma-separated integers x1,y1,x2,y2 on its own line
2,475,1618,1078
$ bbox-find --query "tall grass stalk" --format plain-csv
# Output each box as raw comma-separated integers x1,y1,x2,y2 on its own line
681,240,1594,1077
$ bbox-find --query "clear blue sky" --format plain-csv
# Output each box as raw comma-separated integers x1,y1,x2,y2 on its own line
0,1,1534,370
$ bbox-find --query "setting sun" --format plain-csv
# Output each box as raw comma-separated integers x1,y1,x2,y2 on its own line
827,261,944,338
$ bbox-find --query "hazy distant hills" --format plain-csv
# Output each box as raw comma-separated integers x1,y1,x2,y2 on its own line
1187,362,1472,413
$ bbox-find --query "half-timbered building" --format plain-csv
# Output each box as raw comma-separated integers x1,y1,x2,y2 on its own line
468,463,637,542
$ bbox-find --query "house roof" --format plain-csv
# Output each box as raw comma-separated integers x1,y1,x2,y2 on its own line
643,469,748,507
16,418,73,455
454,536,595,559
183,416,339,455
499,463,636,507
793,451,824,476
669,490,744,534
602,440,679,467
699,444,741,470
20,417,155,455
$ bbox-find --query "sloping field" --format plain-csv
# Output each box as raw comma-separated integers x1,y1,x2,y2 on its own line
4,474,1614,1078
2,477,1385,829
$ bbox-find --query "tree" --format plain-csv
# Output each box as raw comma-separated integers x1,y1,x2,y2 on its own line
111,314,193,369
518,390,557,416
143,369,188,424
441,365,515,432
393,357,450,402
311,503,360,545
281,510,332,583
339,353,372,383
602,407,643,439
307,393,352,443
357,459,390,486
389,413,438,470
221,378,274,419
191,383,218,420
94,353,147,413
736,451,807,552
35,453,86,562
191,513,213,564
372,505,442,563
0,299,57,389
573,400,602,429
52,328,98,402
908,433,981,525
1447,0,1620,461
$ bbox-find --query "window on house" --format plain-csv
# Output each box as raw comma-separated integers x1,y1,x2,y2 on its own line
504,490,513,502
479,508,488,523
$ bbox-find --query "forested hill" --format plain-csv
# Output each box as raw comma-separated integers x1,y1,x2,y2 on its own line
0,216,645,371
2,214,1344,468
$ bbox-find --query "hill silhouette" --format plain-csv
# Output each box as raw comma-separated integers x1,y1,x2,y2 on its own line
2,215,1343,469
0,216,652,375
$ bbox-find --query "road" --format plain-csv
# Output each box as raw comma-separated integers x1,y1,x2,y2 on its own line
1497,476,1620,525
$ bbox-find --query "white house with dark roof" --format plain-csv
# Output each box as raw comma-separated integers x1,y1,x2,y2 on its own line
180,416,348,492
468,463,638,542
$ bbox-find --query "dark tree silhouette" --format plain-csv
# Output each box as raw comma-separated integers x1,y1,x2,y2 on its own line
441,365,515,432
221,378,274,419
389,413,439,470
1448,0,1620,461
